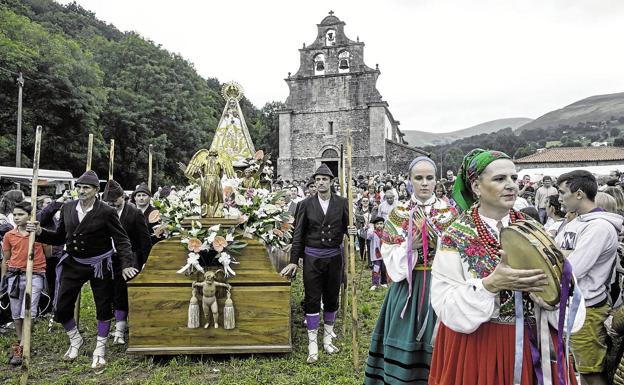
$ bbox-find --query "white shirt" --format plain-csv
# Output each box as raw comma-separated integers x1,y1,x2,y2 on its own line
318,194,330,215
76,201,95,223
116,202,125,218
431,210,586,334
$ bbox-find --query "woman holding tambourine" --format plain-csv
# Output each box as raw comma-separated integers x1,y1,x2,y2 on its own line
429,149,586,385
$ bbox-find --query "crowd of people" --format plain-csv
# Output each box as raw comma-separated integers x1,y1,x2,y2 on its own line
276,156,624,385
3,153,624,384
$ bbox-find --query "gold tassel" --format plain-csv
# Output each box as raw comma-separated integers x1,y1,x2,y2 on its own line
223,289,235,330
188,287,201,328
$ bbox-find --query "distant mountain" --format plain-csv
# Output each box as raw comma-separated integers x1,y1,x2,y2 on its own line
516,92,624,132
402,118,533,147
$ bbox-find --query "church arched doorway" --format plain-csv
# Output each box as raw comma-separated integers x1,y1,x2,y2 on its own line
318,148,339,178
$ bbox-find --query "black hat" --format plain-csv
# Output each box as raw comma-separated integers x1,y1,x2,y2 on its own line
305,178,316,187
371,215,385,224
132,182,151,199
75,170,100,187
102,180,124,201
312,163,334,179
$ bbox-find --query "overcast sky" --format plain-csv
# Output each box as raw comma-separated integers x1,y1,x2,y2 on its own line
57,0,624,133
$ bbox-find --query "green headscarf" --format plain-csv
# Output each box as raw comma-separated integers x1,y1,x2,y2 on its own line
451,148,511,211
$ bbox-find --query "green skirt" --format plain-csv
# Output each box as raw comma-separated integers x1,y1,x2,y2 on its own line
364,270,436,385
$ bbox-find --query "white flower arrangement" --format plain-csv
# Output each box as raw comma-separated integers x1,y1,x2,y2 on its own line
155,152,293,276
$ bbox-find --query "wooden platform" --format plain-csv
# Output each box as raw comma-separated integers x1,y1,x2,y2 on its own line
127,230,292,355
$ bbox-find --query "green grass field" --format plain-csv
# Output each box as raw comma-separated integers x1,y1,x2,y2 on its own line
1,258,383,385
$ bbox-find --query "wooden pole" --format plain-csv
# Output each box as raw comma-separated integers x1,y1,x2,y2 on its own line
148,144,153,192
86,133,94,171
20,125,42,384
339,144,348,336
74,133,95,328
108,139,115,180
345,128,359,368
15,73,24,169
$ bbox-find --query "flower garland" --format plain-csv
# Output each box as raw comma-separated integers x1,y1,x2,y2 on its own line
177,222,246,277
155,178,294,277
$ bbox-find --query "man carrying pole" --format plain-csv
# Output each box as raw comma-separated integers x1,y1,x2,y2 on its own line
27,169,138,369
280,164,357,364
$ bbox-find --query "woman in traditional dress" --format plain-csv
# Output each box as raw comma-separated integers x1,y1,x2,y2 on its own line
429,149,586,385
364,156,458,385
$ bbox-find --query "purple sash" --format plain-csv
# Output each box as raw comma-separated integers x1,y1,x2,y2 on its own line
304,246,341,258
54,249,114,309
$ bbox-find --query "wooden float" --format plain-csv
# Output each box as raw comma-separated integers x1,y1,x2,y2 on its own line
127,218,292,355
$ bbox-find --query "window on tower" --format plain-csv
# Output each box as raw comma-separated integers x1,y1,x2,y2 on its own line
338,51,350,73
314,53,326,75
325,29,336,46
328,121,334,136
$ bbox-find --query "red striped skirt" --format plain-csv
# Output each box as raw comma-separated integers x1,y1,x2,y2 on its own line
429,322,578,385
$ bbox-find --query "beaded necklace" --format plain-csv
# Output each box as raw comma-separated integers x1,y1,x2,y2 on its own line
470,205,523,258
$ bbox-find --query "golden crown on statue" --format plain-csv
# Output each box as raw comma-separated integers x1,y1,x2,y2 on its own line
221,81,244,101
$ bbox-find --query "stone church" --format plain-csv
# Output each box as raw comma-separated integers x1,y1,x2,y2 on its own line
277,12,426,180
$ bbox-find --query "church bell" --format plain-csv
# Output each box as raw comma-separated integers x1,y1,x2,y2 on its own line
339,59,349,69
316,61,325,71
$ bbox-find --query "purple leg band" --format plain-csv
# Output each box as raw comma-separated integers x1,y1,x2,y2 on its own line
305,313,320,330
62,319,76,331
372,272,381,286
115,310,127,322
324,311,337,326
97,320,111,337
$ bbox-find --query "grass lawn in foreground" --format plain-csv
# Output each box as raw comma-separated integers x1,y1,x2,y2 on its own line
1,257,386,385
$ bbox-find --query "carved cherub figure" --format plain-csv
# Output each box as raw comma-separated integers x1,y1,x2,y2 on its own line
193,270,231,328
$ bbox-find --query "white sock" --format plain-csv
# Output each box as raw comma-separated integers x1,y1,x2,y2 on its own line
323,324,339,353
115,320,127,333
307,329,318,359
64,327,83,360
93,336,107,357
91,336,107,368
323,324,334,346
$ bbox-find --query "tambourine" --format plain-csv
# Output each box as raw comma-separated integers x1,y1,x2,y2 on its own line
501,220,566,306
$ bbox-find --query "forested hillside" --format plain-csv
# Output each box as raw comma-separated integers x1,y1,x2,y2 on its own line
426,117,624,175
0,0,281,187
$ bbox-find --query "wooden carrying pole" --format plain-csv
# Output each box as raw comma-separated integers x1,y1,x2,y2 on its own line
108,139,115,180
148,144,153,192
20,125,42,384
339,144,348,336
86,133,94,171
74,133,95,328
345,128,359,368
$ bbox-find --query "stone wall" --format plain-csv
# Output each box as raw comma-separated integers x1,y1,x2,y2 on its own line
385,140,429,175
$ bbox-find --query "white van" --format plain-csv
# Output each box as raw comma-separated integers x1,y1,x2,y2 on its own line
0,166,74,196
